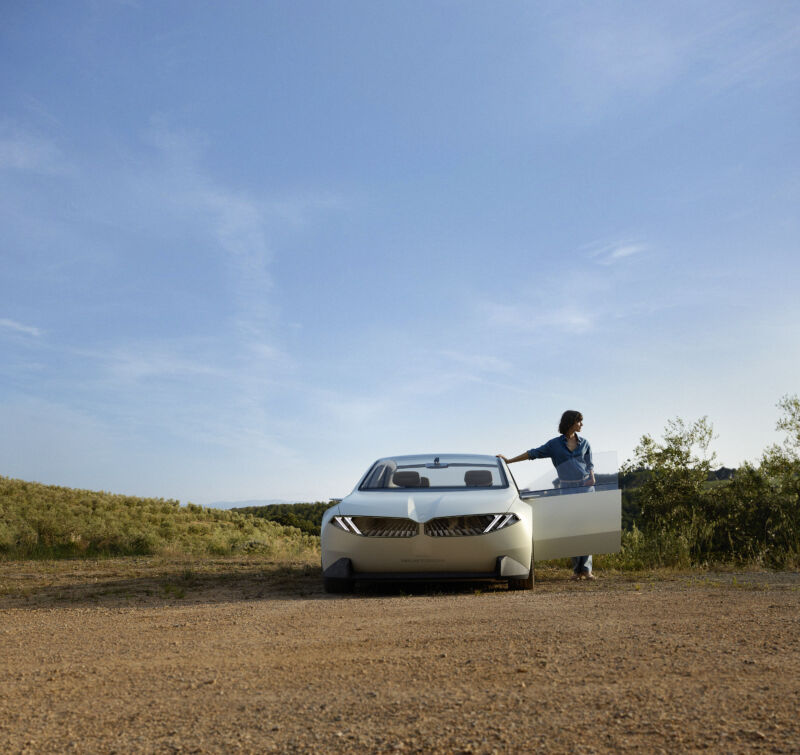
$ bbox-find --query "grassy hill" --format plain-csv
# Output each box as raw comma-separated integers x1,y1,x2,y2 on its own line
0,476,319,561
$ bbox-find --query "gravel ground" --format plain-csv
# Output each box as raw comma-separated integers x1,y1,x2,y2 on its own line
1,558,799,754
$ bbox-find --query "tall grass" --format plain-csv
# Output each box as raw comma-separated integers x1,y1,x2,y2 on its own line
0,477,319,561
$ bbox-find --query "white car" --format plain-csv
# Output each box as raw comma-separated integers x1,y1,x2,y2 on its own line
321,453,621,592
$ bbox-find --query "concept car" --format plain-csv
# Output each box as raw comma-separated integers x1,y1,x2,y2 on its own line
321,453,621,592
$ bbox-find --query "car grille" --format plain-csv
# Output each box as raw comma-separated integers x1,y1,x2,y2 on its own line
349,517,419,538
424,515,497,537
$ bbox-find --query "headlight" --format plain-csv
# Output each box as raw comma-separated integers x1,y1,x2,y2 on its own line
331,516,362,534
483,513,520,533
329,516,418,537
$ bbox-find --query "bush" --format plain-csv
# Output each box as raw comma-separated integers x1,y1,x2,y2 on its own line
619,396,800,568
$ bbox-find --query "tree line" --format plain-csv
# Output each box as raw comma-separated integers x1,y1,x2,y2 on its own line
232,502,335,537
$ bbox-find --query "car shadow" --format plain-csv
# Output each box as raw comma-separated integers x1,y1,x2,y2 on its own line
0,562,528,608
0,558,596,609
349,579,509,598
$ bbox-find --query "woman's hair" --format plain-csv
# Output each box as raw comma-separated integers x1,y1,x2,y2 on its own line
559,410,583,435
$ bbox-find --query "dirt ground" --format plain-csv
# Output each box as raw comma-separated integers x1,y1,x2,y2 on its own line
1,558,798,754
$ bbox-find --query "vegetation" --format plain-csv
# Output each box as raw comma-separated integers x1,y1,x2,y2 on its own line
232,501,336,536
604,395,800,570
2,396,798,571
0,479,319,561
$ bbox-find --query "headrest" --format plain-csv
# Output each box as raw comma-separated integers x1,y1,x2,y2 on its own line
393,470,421,488
420,476,430,487
464,470,493,487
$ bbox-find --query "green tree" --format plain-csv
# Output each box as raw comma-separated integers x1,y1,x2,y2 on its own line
620,399,800,567
622,417,716,537
715,394,800,565
775,393,800,454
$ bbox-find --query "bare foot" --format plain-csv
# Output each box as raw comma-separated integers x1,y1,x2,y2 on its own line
583,571,596,580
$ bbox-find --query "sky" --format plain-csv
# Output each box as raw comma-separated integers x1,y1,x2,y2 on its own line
1,2,799,505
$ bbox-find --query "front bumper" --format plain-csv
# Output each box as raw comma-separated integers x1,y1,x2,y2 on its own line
323,554,530,582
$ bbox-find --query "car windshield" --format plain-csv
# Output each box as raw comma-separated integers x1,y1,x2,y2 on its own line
360,455,508,490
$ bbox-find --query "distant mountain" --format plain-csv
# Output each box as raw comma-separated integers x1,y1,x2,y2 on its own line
210,498,296,510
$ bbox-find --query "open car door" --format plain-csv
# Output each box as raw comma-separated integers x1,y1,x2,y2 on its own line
514,451,621,561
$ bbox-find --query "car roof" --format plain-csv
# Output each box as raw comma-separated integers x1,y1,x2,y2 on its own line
374,453,500,465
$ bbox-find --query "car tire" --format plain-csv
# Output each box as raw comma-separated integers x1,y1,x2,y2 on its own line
324,578,354,594
508,569,534,591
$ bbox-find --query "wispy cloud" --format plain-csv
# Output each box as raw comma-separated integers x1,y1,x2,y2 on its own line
548,6,688,106
132,123,354,458
585,240,648,266
0,125,67,174
198,187,274,338
142,120,344,349
54,337,299,461
101,344,226,383
0,118,330,458
548,4,800,110
309,345,516,432
0,318,42,337
696,8,800,91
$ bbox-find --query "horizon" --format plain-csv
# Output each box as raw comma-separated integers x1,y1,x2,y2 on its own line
2,2,799,505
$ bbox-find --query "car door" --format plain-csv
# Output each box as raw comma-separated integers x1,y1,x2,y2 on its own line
520,487,621,561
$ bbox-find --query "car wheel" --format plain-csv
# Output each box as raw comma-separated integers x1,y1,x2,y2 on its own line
324,578,354,594
508,569,534,590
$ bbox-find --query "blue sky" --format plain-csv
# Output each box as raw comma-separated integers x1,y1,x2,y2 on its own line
2,2,799,504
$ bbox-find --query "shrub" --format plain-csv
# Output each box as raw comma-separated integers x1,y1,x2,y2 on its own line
619,397,800,568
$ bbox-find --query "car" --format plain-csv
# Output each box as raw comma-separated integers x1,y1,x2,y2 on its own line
320,453,621,593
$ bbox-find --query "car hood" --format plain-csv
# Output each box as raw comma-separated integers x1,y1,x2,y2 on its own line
337,488,519,522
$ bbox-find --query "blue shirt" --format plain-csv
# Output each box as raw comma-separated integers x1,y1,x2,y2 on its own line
527,435,594,482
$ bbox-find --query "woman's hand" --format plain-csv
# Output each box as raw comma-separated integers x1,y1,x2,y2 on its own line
495,454,509,463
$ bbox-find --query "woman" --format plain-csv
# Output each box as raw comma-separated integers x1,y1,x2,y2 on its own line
497,410,596,581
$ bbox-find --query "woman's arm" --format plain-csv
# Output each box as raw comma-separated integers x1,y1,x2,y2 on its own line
498,440,554,465
496,452,530,464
